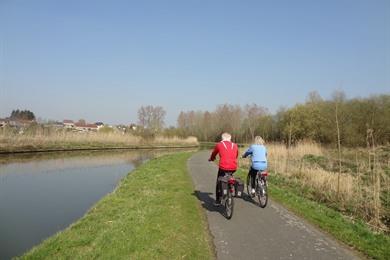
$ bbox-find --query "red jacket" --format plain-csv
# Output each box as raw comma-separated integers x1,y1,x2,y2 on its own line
209,141,239,171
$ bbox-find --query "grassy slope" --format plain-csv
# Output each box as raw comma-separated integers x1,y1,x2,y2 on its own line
20,152,213,259
235,168,389,259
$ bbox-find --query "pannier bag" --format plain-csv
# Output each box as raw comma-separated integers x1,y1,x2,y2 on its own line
234,177,244,197
218,176,229,195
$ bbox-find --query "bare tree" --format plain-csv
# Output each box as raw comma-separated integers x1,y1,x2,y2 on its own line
306,91,323,104
332,90,345,199
138,105,166,132
244,104,268,141
201,111,213,141
214,104,243,141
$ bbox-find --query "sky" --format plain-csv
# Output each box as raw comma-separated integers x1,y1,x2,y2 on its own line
0,0,389,126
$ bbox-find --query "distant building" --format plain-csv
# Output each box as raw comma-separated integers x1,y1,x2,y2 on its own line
0,118,9,128
95,122,104,130
0,118,35,129
74,122,98,132
63,120,75,129
9,119,34,128
46,121,64,129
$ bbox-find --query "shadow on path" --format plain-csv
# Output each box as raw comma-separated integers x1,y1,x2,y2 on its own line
192,190,222,214
192,189,257,215
242,192,260,207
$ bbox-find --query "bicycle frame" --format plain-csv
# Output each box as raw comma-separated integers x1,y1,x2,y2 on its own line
227,175,236,194
246,169,268,207
221,172,235,219
256,171,268,208
258,171,268,185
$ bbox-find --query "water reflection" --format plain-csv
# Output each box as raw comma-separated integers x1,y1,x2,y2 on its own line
0,148,196,260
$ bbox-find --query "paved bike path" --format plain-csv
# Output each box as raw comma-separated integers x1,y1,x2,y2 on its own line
188,151,360,260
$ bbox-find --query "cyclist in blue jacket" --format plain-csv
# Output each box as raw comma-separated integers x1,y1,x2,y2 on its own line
242,136,268,195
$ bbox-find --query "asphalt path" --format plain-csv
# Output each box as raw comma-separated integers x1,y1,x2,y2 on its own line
188,151,361,260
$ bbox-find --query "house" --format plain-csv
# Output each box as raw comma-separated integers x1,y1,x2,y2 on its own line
95,122,104,130
46,121,64,129
85,124,98,131
63,120,75,129
9,119,34,128
74,122,98,132
0,118,35,130
0,118,9,127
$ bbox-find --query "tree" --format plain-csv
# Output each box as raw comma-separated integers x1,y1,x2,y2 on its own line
10,109,35,120
306,91,323,104
138,105,166,132
243,104,268,142
174,94,389,146
201,111,214,141
332,90,346,199
214,104,243,141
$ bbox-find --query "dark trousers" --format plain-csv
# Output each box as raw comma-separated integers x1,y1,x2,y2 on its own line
215,168,235,202
248,167,258,188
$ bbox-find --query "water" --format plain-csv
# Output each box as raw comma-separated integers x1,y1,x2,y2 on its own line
0,149,162,259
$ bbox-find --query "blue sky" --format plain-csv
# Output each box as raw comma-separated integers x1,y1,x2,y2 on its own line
1,0,389,126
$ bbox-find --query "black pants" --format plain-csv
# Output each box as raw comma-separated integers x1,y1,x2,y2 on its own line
215,168,235,202
248,167,258,188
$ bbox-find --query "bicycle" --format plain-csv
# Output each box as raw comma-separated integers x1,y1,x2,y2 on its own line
246,170,268,208
218,172,236,219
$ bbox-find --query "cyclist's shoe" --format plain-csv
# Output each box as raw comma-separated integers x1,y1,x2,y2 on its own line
251,188,256,195
213,200,221,206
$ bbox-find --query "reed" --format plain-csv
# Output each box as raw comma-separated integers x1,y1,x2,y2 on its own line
0,131,199,152
239,141,389,231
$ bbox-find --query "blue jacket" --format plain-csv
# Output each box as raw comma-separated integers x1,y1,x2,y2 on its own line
243,144,267,171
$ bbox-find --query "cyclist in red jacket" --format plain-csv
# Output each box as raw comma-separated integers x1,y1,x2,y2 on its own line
208,132,239,205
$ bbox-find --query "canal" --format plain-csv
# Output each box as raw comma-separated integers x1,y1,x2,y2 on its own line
0,149,184,259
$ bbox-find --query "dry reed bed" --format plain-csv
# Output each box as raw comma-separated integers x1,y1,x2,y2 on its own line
239,142,389,230
0,132,199,150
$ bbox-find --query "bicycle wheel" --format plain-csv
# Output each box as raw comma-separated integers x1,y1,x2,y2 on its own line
224,191,234,219
246,173,254,198
256,178,268,208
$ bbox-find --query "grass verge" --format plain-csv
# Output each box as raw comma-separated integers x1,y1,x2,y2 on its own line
237,168,389,260
19,152,213,259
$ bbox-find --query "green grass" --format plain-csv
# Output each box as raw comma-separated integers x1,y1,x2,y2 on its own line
20,152,214,259
236,168,389,260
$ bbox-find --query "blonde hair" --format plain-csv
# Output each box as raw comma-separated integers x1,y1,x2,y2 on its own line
221,132,232,141
254,136,265,145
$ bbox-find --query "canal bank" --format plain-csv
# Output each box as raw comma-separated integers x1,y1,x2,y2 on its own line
17,152,213,259
1,149,157,259
0,144,199,155
0,132,199,154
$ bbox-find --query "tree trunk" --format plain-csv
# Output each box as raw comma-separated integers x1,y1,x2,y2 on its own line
369,129,381,228
249,127,255,142
335,103,342,200
285,123,292,173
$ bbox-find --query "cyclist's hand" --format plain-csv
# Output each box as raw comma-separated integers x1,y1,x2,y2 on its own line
208,158,213,162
